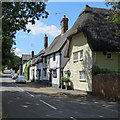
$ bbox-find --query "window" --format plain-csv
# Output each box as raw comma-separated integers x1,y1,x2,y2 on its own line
80,50,83,61
106,53,112,59
67,72,71,79
53,69,57,78
73,52,78,62
53,53,55,61
79,71,86,82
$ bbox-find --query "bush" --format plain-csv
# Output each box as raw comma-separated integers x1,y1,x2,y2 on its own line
24,65,28,80
61,77,70,82
92,65,113,75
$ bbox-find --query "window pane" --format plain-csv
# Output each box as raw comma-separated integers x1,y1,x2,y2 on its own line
73,52,78,61
80,50,83,60
79,71,85,80
107,53,112,59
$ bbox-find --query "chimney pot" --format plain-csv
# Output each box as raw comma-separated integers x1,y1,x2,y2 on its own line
32,51,34,58
61,15,68,35
44,34,48,49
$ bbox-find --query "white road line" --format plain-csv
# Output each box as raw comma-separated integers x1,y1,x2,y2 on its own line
40,99,57,110
26,92,34,97
14,84,24,92
70,117,77,120
14,84,34,97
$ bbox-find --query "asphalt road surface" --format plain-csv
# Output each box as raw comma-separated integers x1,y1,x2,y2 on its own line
1,71,120,119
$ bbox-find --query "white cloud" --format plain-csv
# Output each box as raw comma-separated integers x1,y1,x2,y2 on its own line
14,48,22,57
20,35,27,39
27,21,61,37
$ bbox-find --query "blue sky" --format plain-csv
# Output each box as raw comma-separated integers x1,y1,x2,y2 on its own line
13,2,111,57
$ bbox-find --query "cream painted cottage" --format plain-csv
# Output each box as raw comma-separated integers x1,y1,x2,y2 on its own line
64,5,120,92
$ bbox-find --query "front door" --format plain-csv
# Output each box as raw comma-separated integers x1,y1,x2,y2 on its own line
39,70,41,80
32,69,34,82
49,70,52,83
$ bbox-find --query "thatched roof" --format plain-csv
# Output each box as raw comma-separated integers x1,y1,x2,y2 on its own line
22,54,32,61
64,5,120,57
43,31,69,56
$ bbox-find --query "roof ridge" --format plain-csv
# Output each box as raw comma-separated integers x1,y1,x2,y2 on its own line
79,5,113,17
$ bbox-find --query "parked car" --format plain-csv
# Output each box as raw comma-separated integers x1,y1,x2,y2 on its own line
12,73,18,79
16,75,26,84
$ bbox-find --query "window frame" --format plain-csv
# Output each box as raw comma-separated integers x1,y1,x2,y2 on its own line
79,71,86,82
53,69,57,78
80,50,83,61
106,53,112,60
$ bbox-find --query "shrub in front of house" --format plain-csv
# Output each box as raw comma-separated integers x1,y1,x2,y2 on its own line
92,65,115,75
61,77,70,82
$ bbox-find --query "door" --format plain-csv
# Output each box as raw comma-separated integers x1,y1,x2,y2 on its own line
32,69,34,82
39,70,41,80
49,70,52,83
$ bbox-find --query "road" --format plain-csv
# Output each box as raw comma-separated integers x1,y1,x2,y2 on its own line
1,71,119,119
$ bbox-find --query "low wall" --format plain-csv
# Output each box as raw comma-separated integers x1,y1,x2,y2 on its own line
92,74,120,100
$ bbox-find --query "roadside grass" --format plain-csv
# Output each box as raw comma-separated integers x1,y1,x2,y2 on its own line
0,113,8,120
0,71,3,76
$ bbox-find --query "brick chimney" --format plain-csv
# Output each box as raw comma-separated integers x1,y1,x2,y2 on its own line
32,51,34,58
44,34,48,49
61,15,68,35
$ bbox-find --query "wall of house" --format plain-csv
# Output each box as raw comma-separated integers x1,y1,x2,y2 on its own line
93,52,120,72
92,74,120,100
47,53,60,87
64,32,92,92
49,53,60,69
36,62,43,81
29,66,35,81
42,58,48,81
22,63,26,74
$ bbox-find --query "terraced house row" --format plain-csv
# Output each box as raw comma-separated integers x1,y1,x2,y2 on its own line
19,5,120,92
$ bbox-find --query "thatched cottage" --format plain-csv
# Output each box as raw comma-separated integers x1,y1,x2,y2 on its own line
64,5,120,92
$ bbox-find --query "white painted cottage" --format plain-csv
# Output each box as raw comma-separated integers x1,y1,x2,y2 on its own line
42,16,69,87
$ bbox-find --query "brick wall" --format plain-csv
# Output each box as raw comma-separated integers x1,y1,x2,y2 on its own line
92,74,120,100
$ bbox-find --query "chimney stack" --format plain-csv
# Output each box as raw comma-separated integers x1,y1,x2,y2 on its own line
61,15,68,35
44,34,48,49
32,51,34,58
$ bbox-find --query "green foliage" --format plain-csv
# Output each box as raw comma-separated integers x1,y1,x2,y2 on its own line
61,77,70,82
92,65,113,75
2,2,49,67
24,65,28,80
106,1,120,23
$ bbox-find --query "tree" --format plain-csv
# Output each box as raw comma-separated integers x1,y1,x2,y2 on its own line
2,2,49,66
106,1,120,23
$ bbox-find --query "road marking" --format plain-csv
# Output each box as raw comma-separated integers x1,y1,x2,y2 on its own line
39,88,65,97
14,84,34,97
26,92,34,97
40,99,57,110
70,117,77,120
14,84,24,92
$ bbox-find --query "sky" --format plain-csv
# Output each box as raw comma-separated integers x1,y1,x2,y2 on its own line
13,2,112,57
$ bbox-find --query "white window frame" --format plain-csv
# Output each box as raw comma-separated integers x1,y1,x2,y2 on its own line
79,71,86,82
73,52,78,62
80,50,83,61
106,53,112,59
